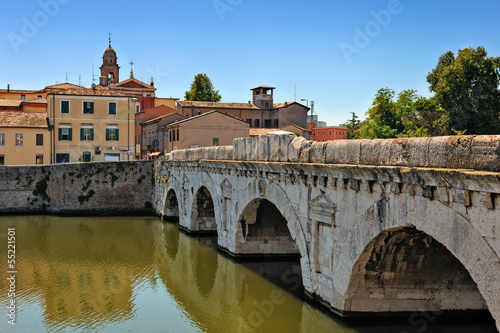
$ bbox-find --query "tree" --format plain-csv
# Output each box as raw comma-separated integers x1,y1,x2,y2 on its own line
427,47,500,134
346,112,360,139
184,74,222,102
402,97,450,137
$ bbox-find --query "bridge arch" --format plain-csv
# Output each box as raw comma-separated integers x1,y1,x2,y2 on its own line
190,186,218,234
164,189,180,220
342,198,500,325
233,179,312,288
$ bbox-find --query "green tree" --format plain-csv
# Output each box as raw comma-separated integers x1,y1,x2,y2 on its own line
403,97,450,137
346,112,360,139
184,73,222,102
427,46,500,134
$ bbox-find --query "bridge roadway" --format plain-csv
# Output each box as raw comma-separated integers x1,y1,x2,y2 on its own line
152,135,500,330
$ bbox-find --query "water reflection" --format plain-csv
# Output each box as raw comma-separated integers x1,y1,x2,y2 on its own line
0,216,496,333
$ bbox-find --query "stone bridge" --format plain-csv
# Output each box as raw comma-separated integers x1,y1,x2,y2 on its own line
152,135,500,330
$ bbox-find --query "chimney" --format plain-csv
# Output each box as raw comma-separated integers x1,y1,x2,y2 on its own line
7,84,10,92
91,83,97,91
150,77,154,87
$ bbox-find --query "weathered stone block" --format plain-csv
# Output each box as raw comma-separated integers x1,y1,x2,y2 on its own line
299,147,311,163
288,136,310,162
233,137,246,161
257,136,270,161
310,142,327,164
269,134,294,162
470,135,500,172
325,139,361,165
428,136,475,169
360,139,391,165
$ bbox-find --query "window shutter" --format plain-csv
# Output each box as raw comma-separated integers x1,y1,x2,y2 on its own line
58,128,62,140
115,129,119,141
68,128,72,141
106,129,110,141
90,129,94,141
90,102,94,114
80,128,84,141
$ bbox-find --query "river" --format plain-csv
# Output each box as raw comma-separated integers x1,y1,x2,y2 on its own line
0,216,496,332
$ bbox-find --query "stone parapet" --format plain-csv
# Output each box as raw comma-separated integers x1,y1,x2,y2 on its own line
164,135,500,172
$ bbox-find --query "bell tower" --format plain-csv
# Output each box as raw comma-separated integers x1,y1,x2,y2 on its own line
99,35,120,86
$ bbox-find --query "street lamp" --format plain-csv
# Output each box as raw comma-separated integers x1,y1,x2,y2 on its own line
300,99,309,139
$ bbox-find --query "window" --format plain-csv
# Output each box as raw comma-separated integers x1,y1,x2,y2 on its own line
0,134,4,145
0,155,4,165
36,134,43,146
329,131,332,136
265,102,269,108
273,119,279,128
61,100,70,114
254,119,260,127
106,127,119,141
80,127,94,141
138,118,141,125
169,130,173,142
58,127,72,141
264,119,271,128
15,134,23,146
36,155,43,165
56,153,69,163
38,95,42,99
213,138,219,146
176,129,179,141
108,102,117,115
82,152,91,162
136,105,140,113
246,119,252,126
21,95,25,100
83,101,94,114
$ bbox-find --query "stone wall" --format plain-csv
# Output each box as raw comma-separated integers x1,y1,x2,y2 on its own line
166,135,500,172
0,161,154,215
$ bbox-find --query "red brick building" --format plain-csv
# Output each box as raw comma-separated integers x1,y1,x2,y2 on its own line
308,123,347,142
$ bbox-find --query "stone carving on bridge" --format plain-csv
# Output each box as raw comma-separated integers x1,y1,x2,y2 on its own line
221,179,233,232
309,191,337,276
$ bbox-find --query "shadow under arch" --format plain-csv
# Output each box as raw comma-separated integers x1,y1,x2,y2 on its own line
344,226,494,322
164,189,179,221
187,186,217,234
236,198,300,258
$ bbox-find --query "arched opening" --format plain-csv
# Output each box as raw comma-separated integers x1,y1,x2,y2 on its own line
190,186,217,234
164,189,179,221
345,227,492,320
107,72,114,85
236,199,300,257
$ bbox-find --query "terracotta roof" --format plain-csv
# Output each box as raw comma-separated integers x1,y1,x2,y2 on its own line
111,77,156,90
250,85,276,90
249,128,275,136
0,99,22,107
24,97,47,105
44,83,82,90
144,113,187,126
0,89,42,94
282,123,306,131
164,110,248,127
0,111,48,128
273,101,308,109
177,100,260,110
141,104,177,115
49,85,133,97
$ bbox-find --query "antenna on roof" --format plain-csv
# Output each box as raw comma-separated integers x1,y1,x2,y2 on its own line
79,75,82,86
65,72,69,83
109,31,112,46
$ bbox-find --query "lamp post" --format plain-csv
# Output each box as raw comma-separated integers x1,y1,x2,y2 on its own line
301,98,309,139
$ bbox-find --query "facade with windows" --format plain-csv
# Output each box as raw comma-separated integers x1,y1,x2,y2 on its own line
308,122,347,142
140,112,186,159
0,110,50,166
161,111,249,152
47,85,136,163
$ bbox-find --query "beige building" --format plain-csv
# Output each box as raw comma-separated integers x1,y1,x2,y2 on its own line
47,85,136,163
141,112,186,159
0,110,50,166
161,111,249,152
176,86,308,129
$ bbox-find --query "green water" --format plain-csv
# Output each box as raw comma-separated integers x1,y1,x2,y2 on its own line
0,216,496,333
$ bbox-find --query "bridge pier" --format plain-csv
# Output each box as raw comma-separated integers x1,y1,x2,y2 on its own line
152,135,500,330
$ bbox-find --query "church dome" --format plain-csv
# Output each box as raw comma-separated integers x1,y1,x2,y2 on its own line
103,46,117,58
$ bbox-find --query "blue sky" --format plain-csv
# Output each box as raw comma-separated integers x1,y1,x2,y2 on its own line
1,0,499,126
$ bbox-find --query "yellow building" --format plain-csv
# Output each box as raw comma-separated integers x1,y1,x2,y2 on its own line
0,83,82,101
154,97,178,109
47,85,136,163
0,109,50,166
